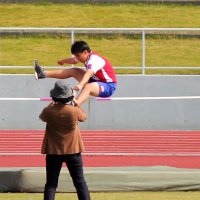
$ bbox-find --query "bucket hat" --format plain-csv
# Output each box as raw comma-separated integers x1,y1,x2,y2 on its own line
50,80,74,99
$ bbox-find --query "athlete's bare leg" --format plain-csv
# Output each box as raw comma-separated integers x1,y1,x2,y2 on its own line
45,68,86,82
76,82,99,105
34,61,99,105
46,69,100,105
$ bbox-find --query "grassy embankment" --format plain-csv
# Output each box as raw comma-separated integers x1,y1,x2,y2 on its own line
0,3,199,74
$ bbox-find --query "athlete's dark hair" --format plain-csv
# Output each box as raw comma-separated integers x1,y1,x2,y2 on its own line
71,41,91,54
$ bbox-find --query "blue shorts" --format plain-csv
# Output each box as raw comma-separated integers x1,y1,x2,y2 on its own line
89,78,117,98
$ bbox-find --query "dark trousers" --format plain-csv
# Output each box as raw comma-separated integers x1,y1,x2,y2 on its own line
44,153,90,200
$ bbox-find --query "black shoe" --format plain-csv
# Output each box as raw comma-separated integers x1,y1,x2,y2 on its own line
34,59,46,80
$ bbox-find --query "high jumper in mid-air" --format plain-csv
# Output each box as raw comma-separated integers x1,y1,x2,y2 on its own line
34,40,117,105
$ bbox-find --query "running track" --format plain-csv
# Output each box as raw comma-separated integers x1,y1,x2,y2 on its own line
0,130,200,169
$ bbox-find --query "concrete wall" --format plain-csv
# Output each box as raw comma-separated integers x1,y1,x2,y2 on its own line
1,74,200,130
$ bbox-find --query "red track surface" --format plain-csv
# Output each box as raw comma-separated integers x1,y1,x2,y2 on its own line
0,130,200,168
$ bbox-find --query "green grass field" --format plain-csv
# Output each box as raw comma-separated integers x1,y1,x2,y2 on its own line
1,192,200,200
0,3,200,28
0,3,199,74
0,35,199,74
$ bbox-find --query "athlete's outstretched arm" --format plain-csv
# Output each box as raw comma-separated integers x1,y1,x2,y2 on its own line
58,57,79,65
73,70,94,91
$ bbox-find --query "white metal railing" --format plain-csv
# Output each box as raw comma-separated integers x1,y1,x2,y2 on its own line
0,27,200,75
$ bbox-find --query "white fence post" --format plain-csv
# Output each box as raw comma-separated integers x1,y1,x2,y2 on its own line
142,30,146,75
70,29,74,45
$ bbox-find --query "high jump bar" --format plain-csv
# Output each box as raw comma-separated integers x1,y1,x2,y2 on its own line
1,96,200,101
96,96,200,101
